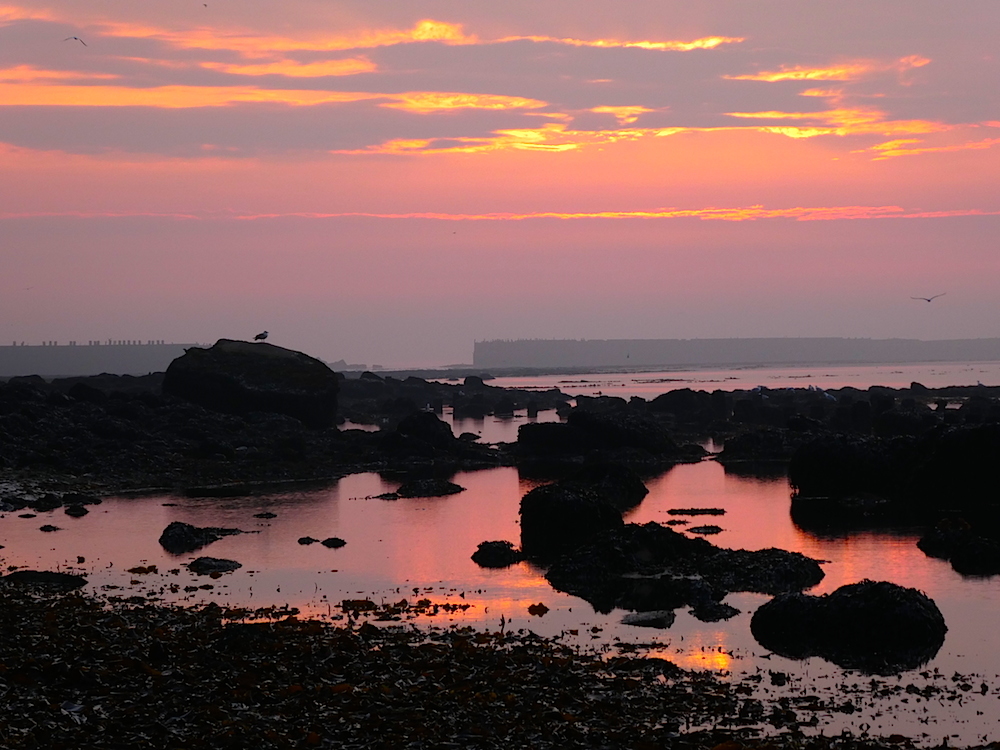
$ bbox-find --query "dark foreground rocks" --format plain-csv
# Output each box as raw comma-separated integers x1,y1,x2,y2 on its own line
158,521,245,554
163,339,340,428
544,521,824,617
751,580,947,674
0,584,798,750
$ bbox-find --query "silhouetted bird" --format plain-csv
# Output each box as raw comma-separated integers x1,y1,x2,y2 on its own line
254,331,268,341
63,36,87,46
911,293,946,302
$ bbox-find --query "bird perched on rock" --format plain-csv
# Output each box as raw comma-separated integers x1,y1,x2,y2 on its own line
254,331,268,341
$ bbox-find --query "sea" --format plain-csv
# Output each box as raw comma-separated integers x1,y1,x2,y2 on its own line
3,360,1000,745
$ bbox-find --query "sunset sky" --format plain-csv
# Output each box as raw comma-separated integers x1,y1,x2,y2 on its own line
2,1,998,366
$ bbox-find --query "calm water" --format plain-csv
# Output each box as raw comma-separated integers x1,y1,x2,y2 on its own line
488,361,1000,400
2,459,999,744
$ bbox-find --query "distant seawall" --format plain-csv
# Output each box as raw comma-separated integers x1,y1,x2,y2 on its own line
473,338,1000,370
0,343,200,378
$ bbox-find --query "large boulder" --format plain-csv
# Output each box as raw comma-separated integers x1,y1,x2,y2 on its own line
163,339,339,428
750,580,947,674
519,483,624,560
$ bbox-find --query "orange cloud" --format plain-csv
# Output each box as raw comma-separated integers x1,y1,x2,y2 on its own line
0,82,550,112
5,205,1000,222
0,82,385,108
590,106,657,124
201,57,376,78
726,55,930,82
0,5,54,23
862,137,1000,159
497,34,743,51
0,65,119,82
382,92,548,114
97,19,476,53
94,18,740,58
724,107,948,137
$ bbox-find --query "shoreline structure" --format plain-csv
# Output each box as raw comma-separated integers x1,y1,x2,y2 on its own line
6,337,1000,379
474,337,1000,371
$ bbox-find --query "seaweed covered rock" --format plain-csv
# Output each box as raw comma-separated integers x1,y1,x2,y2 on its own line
471,540,524,568
545,521,823,615
559,464,649,511
2,570,87,591
186,557,242,575
396,478,465,498
519,483,624,560
750,580,947,674
159,521,244,554
163,339,339,428
918,519,1000,576
517,407,687,465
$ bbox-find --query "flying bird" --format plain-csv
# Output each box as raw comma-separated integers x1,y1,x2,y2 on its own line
254,331,268,341
63,36,87,46
911,293,946,302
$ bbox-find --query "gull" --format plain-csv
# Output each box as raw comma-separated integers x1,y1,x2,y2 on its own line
254,331,268,341
911,293,946,302
63,36,87,46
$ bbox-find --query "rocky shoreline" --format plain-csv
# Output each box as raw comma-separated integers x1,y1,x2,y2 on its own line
1,582,989,750
5,342,1000,747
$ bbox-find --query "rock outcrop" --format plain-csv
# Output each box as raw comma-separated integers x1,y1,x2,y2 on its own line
544,521,824,617
750,580,947,674
163,339,339,428
519,483,624,560
158,521,244,554
471,540,524,568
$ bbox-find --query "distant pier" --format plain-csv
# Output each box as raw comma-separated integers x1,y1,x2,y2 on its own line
473,337,1000,370
0,341,202,378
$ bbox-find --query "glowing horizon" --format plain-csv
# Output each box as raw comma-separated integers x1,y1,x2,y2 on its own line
2,1,998,366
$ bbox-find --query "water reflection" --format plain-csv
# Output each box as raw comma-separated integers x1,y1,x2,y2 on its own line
2,459,999,744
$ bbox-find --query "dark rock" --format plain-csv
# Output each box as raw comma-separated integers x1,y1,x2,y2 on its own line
750,580,947,674
39,524,60,532
254,512,278,519
2,570,87,590
158,521,243,554
545,522,823,615
667,508,725,516
395,412,455,448
520,483,624,560
395,478,465,498
298,536,319,545
64,505,89,517
68,382,108,404
918,519,1000,576
32,493,63,512
187,557,242,575
63,492,102,506
320,537,346,548
690,600,740,622
561,464,648,511
688,525,723,535
621,610,676,629
472,540,523,568
163,339,339,428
